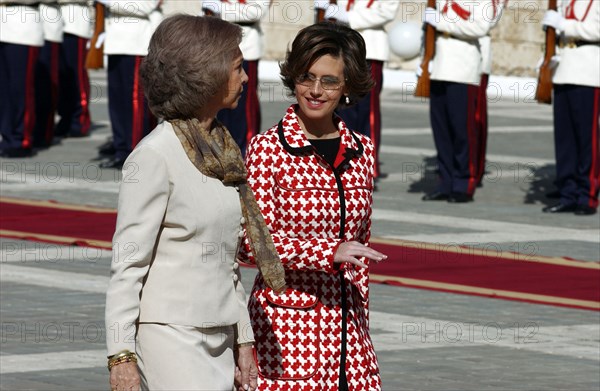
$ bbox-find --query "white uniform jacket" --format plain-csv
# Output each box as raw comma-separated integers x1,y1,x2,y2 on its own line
219,0,270,61
336,0,400,61
0,0,52,46
105,121,254,356
553,0,600,88
58,0,92,39
102,0,163,56
480,0,506,75
430,0,495,85
479,35,492,75
41,3,64,43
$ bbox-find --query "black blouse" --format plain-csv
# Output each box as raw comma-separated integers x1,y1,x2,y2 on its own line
309,137,341,168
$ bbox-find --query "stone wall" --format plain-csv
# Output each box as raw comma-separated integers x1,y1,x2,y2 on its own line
163,0,550,78
490,0,548,77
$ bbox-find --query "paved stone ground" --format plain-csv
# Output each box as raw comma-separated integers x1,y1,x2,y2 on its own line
1,70,599,390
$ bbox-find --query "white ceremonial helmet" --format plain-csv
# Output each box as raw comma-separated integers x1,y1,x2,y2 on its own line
388,21,423,60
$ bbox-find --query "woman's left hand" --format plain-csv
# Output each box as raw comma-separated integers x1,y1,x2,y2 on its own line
234,345,258,391
334,241,388,269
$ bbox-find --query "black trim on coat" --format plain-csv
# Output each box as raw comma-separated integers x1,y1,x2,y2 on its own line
277,119,365,171
335,129,364,174
277,120,313,155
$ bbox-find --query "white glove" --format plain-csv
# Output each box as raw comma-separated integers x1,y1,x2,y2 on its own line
201,0,222,15
535,55,560,72
314,0,329,10
325,4,350,24
542,10,566,32
415,61,433,78
95,32,106,49
423,7,439,28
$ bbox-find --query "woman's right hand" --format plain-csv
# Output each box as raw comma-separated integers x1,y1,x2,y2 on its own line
333,241,387,269
109,362,141,391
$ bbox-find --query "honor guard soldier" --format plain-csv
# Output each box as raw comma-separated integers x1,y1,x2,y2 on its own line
97,0,163,169
318,0,400,180
0,0,48,157
475,0,506,186
55,0,93,139
420,0,495,203
541,0,599,215
33,2,63,148
201,0,271,156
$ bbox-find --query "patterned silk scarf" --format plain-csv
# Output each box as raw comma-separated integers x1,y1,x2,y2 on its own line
171,118,286,293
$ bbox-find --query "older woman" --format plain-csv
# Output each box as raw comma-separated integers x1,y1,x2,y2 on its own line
105,15,284,391
239,22,387,390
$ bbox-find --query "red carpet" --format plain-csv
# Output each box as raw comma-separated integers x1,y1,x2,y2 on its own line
369,239,599,311
1,197,598,311
0,198,116,249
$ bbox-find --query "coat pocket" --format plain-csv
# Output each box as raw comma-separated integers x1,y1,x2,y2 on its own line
265,287,318,309
254,287,321,380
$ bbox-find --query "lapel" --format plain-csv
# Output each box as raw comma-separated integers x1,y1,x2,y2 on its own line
277,105,364,172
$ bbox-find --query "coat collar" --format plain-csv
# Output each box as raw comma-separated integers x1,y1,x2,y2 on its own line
277,105,364,166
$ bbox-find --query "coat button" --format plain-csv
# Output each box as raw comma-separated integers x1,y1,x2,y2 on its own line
232,274,239,282
233,262,239,270
240,217,246,225
238,230,244,238
235,186,240,192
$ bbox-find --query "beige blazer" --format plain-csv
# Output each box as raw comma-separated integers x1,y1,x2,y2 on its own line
105,121,253,356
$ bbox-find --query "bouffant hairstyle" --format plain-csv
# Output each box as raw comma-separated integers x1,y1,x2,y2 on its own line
141,15,242,120
280,22,375,107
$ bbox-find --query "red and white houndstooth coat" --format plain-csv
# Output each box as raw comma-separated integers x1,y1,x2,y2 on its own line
239,105,381,390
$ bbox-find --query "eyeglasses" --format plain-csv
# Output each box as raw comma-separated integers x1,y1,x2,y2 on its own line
295,73,345,90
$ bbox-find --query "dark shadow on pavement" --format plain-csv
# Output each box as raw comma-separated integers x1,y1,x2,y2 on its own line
407,156,439,195
523,163,557,205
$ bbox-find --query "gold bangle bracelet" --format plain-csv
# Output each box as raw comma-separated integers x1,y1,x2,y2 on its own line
108,356,137,367
107,356,137,371
237,342,255,348
107,350,135,360
107,350,137,371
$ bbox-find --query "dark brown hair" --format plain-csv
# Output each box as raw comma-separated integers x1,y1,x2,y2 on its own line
141,15,242,120
280,22,375,107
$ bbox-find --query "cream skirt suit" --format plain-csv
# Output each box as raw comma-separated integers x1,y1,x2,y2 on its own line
105,121,254,390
